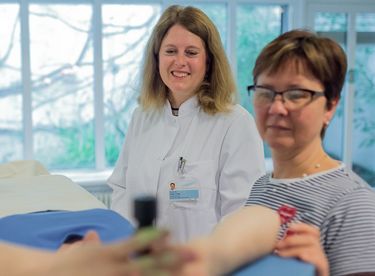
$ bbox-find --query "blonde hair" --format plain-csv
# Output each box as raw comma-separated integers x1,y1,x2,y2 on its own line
139,5,236,114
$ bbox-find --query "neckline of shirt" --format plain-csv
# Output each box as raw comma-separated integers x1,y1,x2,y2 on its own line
268,163,345,184
165,96,199,118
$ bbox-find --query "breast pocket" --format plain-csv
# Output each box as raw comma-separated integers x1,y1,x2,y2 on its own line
171,160,217,210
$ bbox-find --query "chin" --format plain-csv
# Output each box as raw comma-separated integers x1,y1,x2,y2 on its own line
266,139,294,151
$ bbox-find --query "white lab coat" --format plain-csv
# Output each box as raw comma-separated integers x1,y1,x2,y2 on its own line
108,96,265,242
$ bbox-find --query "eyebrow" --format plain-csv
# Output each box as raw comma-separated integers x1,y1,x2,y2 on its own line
161,44,201,50
257,83,311,90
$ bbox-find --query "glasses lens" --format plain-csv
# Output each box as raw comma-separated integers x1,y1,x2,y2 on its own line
252,87,273,105
284,90,312,109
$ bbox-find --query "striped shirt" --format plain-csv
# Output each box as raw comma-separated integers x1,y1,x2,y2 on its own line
246,165,375,276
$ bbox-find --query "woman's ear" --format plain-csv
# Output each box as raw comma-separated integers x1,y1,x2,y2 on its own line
324,99,339,125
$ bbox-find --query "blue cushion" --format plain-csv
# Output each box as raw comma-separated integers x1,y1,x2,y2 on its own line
0,208,134,250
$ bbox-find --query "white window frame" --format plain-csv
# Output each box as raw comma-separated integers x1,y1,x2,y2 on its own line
305,0,375,169
6,0,375,184
2,0,298,175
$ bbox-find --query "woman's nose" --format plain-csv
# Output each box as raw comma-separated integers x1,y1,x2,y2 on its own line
268,97,288,116
174,53,187,67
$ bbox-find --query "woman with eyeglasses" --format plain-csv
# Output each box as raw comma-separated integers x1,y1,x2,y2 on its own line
161,29,375,276
245,29,375,276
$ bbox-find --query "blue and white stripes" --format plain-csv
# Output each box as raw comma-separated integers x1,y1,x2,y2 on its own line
246,165,375,275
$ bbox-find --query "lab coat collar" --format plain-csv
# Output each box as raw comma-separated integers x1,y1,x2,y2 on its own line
165,96,200,117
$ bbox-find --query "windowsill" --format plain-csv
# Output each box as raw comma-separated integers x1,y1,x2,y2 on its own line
51,169,113,190
50,158,272,190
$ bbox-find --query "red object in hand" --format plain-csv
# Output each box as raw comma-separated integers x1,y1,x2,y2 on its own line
277,204,297,225
285,229,295,236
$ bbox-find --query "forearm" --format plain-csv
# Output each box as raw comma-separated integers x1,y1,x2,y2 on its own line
0,242,53,276
205,205,280,275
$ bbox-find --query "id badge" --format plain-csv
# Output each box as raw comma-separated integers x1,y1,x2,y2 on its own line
168,176,199,201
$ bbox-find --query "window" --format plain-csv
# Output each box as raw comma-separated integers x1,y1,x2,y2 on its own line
236,4,285,158
3,0,373,187
30,4,94,169
0,1,289,172
353,13,375,186
309,4,375,187
314,12,347,162
0,4,22,162
102,4,161,166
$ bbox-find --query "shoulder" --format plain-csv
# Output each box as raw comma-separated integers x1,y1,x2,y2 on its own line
307,166,375,209
131,105,164,124
309,165,371,193
321,168,375,275
206,104,255,125
228,104,253,119
211,105,259,139
319,166,375,223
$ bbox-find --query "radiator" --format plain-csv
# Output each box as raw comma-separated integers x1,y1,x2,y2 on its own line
92,191,112,208
82,184,113,208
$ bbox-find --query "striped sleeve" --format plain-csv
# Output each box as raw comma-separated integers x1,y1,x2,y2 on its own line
323,187,375,275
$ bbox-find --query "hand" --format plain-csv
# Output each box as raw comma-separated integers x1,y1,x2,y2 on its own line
45,228,195,276
275,223,329,276
58,230,101,251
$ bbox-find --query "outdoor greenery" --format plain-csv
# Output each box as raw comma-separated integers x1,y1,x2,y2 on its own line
0,3,374,186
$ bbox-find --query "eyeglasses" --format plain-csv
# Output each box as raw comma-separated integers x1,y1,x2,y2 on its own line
247,85,325,110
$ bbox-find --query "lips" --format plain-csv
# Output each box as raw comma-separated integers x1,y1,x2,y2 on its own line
267,124,291,131
171,71,190,78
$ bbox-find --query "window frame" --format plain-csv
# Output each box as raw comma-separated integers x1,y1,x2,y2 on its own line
306,1,375,169
0,0,298,173
3,0,374,183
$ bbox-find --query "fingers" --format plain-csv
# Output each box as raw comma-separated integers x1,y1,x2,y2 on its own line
275,223,329,276
97,228,196,275
109,228,169,259
276,243,313,261
287,223,320,237
276,232,319,250
134,228,169,248
276,223,321,252
276,244,329,276
121,247,196,276
83,231,101,244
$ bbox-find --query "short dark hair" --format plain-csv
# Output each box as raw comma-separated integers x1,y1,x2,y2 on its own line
252,29,347,138
253,29,347,110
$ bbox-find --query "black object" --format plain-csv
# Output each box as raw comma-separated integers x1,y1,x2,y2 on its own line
133,196,157,256
62,233,83,244
134,195,157,229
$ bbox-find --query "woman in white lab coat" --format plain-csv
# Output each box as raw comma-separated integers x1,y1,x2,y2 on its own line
108,5,265,242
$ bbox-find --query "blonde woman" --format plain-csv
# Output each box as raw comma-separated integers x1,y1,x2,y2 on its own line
108,5,265,242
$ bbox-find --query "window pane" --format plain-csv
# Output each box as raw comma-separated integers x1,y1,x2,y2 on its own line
314,12,347,163
315,12,347,32
354,13,375,186
193,3,227,48
0,4,23,162
102,4,161,167
237,4,283,158
356,13,375,32
29,4,94,169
